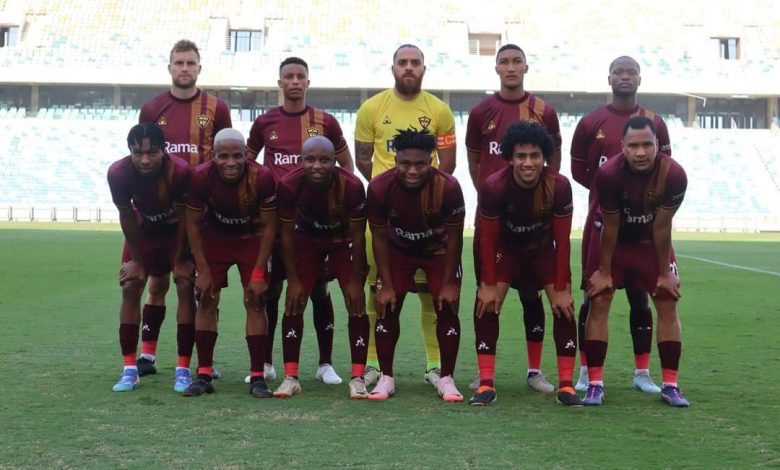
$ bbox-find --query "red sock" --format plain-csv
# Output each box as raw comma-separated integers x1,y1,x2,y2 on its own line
119,323,138,365
348,314,369,378
194,330,217,377
658,341,681,386
281,314,304,377
553,314,577,388
556,356,575,389
526,341,543,371
477,354,496,387
521,295,545,371
140,304,166,356
584,339,608,384
177,323,195,369
435,303,461,378
634,353,651,371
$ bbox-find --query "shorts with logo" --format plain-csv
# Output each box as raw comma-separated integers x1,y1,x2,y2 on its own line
367,227,428,287
384,245,462,298
202,233,266,289
293,235,364,294
121,229,178,277
496,243,555,292
585,232,680,301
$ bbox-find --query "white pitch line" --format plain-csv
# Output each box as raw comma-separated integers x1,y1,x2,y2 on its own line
677,255,780,277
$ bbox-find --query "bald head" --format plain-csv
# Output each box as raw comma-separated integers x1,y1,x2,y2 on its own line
214,128,245,152
302,135,335,155
609,55,640,73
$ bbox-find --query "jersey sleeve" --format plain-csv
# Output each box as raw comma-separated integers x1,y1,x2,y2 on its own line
107,164,132,210
542,105,562,149
662,163,687,210
569,118,592,188
478,179,501,220
553,176,574,217
656,117,672,156
246,118,265,157
345,177,367,221
442,179,466,225
186,169,209,211
138,103,152,124
214,100,232,133
170,161,191,206
354,100,375,144
256,168,278,211
595,169,619,214
465,104,483,154
324,113,349,154
435,102,456,150
366,181,387,227
276,179,295,222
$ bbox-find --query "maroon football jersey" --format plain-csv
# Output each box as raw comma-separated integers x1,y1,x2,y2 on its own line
480,166,573,253
140,89,232,167
246,105,349,181
367,168,465,256
571,104,671,192
466,92,562,189
107,154,190,233
596,152,687,244
187,159,277,238
277,166,366,247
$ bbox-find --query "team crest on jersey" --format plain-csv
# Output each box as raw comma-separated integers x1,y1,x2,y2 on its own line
269,130,279,140
487,120,496,130
596,129,606,139
418,116,431,129
196,114,210,128
157,117,167,126
306,127,320,137
382,116,392,125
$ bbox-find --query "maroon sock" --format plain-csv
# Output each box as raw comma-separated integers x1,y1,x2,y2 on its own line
436,303,461,378
194,330,218,371
474,310,499,387
119,323,139,356
246,334,268,375
584,340,608,369
553,315,578,388
521,295,545,342
657,341,681,372
577,298,590,353
375,305,400,377
177,323,195,358
141,304,166,342
348,314,370,368
265,293,280,365
312,293,335,365
281,314,304,373
627,290,653,356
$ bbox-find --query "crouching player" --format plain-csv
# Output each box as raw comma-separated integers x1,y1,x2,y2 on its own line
367,128,466,402
183,128,277,398
107,123,194,392
274,136,370,399
474,121,581,407
583,116,689,407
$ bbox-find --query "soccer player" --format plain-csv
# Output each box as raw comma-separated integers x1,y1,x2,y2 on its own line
182,129,277,398
135,39,232,378
107,123,193,392
366,128,465,402
274,136,369,399
582,116,689,407
355,44,457,387
472,121,581,407
466,44,563,393
570,56,672,393
246,56,354,385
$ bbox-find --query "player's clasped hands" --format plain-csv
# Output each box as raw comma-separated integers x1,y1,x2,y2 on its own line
544,284,575,320
344,281,366,317
437,283,460,313
194,269,215,302
587,269,614,298
476,283,502,318
374,282,397,319
119,260,145,285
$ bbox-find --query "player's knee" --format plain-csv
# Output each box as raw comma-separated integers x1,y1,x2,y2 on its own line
146,277,170,300
121,279,144,298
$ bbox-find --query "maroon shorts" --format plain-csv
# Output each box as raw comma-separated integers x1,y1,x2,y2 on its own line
121,230,177,277
496,243,555,292
294,236,363,293
585,234,680,301
203,234,265,289
387,246,462,297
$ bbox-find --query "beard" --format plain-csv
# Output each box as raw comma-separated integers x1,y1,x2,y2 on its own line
172,76,197,90
393,73,423,96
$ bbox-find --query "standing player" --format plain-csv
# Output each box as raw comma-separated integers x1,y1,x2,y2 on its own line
583,117,689,407
465,44,563,393
134,39,232,379
274,136,370,399
182,129,277,398
246,57,354,385
570,56,672,393
473,121,581,407
366,129,465,402
355,44,456,387
107,123,192,392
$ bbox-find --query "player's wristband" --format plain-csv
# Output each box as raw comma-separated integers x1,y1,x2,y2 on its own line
251,266,266,282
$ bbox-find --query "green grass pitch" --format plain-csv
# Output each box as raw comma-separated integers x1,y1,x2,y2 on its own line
0,225,778,468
